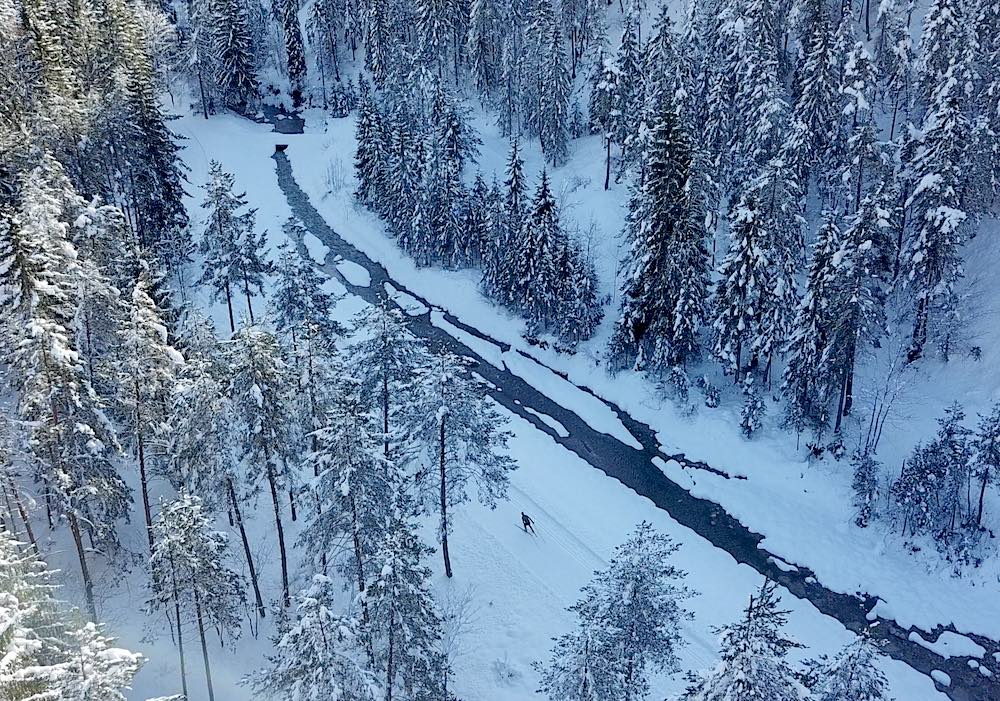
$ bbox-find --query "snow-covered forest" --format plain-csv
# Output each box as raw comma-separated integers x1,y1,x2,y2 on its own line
1,0,999,698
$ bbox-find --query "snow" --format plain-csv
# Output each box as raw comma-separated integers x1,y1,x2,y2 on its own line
302,231,329,263
931,670,952,687
384,282,430,316
430,310,505,370
521,406,570,438
77,109,948,701
908,631,986,660
335,258,371,287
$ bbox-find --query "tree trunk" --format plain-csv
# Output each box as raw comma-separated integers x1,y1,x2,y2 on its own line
382,373,390,459
265,462,291,608
4,476,37,551
194,588,215,701
439,416,453,578
68,513,97,622
978,466,991,525
227,478,265,618
604,136,611,191
224,282,235,333
168,551,188,700
350,492,365,593
386,599,396,701
197,68,209,119
242,271,255,325
135,384,154,553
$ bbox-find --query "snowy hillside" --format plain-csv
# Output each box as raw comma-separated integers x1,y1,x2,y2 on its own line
2,0,999,699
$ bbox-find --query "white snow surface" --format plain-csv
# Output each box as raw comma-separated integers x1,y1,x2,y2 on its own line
909,631,987,660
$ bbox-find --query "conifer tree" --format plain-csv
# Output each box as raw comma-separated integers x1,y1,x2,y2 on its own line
282,0,307,106
808,635,890,701
409,352,516,578
301,377,395,594
712,197,769,381
483,141,527,304
119,260,185,552
354,81,389,209
150,492,245,701
364,0,393,86
214,0,260,112
227,323,298,608
612,16,644,171
538,522,692,701
365,492,450,700
683,580,805,701
514,170,564,328
347,303,432,461
3,157,129,621
901,63,969,362
972,403,1000,526
782,215,841,436
250,575,378,700
159,315,267,618
611,95,709,370
539,21,570,166
467,0,501,98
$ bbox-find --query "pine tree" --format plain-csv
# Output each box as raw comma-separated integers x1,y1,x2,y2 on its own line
365,492,450,700
347,303,432,461
781,215,841,436
611,95,709,370
364,0,394,86
227,323,298,608
160,315,267,618
783,0,840,186
838,41,881,212
3,157,129,621
213,0,260,112
712,197,769,380
483,141,527,304
282,0,307,106
301,377,396,594
901,64,969,362
409,351,516,578
198,161,271,332
851,452,882,528
612,16,644,171
118,260,185,552
538,21,570,166
808,635,890,701
514,170,564,329
150,492,245,701
740,374,766,438
972,403,1000,526
683,580,805,701
354,82,390,209
467,0,501,98
0,528,143,700
537,522,692,701
249,575,377,700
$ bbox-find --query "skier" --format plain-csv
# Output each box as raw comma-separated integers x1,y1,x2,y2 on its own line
521,511,536,534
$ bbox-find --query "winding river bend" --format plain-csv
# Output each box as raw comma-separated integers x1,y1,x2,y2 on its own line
272,149,995,701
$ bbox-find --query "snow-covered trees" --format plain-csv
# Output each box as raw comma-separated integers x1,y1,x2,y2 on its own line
119,261,184,551
409,352,516,578
365,493,451,700
538,522,692,701
611,95,710,371
2,157,129,621
227,324,298,608
150,492,245,701
213,0,261,112
250,575,377,701
805,635,890,701
300,377,395,592
683,579,805,701
0,530,143,700
199,161,272,332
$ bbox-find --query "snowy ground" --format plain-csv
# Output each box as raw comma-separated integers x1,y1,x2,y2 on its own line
38,108,946,700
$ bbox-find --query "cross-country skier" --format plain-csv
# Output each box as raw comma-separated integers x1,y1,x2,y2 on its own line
521,512,536,534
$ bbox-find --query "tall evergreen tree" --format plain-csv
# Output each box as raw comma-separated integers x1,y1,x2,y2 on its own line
682,580,805,701
213,0,260,112
409,351,516,578
538,523,693,701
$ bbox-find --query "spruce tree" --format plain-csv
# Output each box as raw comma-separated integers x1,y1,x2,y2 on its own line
972,403,1000,526
808,635,890,701
213,0,260,112
683,580,805,701
537,522,692,701
408,351,516,578
282,0,307,106
227,323,298,608
539,21,570,166
150,492,245,701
